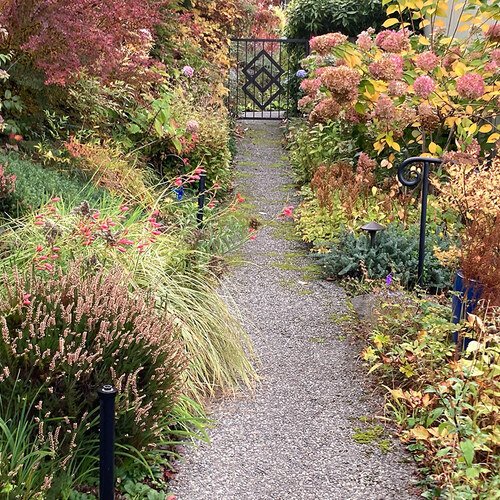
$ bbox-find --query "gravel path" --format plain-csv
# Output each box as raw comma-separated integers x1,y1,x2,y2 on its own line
172,121,419,500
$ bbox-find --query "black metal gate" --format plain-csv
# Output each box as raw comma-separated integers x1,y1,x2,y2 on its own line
229,38,309,120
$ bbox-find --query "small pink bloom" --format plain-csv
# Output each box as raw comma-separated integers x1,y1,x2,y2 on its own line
413,75,435,98
117,246,127,253
51,197,61,203
236,193,245,203
22,293,31,306
36,245,44,252
456,73,485,99
120,205,129,212
280,205,294,218
182,65,194,77
207,201,216,208
151,230,162,236
174,178,183,187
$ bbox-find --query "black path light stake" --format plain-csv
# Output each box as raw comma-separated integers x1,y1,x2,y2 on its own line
361,221,385,247
397,156,442,287
196,172,207,229
98,384,118,500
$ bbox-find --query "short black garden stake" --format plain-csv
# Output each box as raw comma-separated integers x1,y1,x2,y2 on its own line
197,172,207,228
98,384,118,500
397,156,442,287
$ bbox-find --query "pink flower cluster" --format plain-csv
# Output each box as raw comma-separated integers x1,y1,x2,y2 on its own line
310,33,348,55
309,99,341,124
373,95,396,121
300,78,321,96
369,54,404,81
415,51,439,72
456,73,485,99
486,23,500,42
320,66,360,103
413,75,435,98
356,29,374,51
388,80,408,97
375,29,410,53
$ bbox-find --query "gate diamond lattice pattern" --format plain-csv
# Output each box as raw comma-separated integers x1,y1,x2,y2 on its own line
242,50,284,110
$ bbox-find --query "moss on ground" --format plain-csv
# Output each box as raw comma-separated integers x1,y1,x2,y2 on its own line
352,422,392,454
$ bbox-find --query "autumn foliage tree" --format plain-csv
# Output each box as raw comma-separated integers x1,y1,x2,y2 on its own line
0,0,170,85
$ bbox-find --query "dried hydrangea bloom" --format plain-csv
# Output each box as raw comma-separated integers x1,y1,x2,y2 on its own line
309,98,341,124
300,78,321,96
415,51,439,72
373,95,396,121
369,54,404,81
319,66,360,103
413,75,435,98
456,73,485,99
375,29,410,53
486,23,500,42
310,33,348,55
388,79,408,97
418,102,440,131
356,30,373,51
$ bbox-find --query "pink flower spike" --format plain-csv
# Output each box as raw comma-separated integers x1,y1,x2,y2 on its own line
117,238,134,246
236,193,245,203
207,201,216,208
151,230,161,236
36,245,44,252
117,246,127,253
22,293,31,306
51,197,61,203
174,178,183,187
44,263,54,272
120,205,129,212
194,167,205,174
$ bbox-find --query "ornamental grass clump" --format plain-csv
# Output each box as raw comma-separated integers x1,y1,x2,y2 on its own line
0,262,187,455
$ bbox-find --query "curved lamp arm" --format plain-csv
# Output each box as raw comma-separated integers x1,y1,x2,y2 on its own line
397,156,442,188
396,156,442,287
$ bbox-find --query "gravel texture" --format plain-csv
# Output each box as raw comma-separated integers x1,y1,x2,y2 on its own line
172,121,419,500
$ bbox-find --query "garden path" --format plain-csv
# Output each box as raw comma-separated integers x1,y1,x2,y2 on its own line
172,121,419,500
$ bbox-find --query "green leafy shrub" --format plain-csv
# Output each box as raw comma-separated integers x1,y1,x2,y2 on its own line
363,295,500,497
285,0,386,39
0,152,104,217
287,120,357,185
317,225,454,290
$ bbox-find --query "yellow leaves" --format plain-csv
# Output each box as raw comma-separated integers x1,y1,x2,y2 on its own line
411,425,430,440
487,132,500,143
452,61,468,76
428,142,442,155
385,133,401,152
419,18,431,28
382,17,401,27
418,35,431,46
343,51,362,69
386,4,400,14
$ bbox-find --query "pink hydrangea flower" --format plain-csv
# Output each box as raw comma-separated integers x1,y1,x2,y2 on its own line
373,95,396,121
388,80,408,97
356,30,373,51
486,23,500,42
300,78,321,96
415,51,439,72
310,33,348,54
413,75,435,98
491,49,500,65
369,54,404,81
456,73,485,99
375,29,410,53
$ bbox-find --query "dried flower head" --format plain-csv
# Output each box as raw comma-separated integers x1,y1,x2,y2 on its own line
310,33,348,55
456,73,485,99
319,66,360,103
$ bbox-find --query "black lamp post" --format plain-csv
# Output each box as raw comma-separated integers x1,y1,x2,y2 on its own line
361,221,385,247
